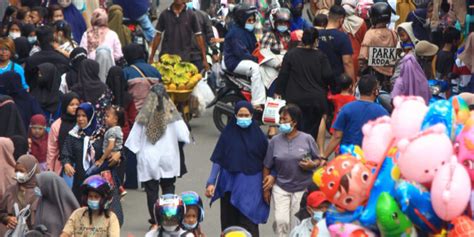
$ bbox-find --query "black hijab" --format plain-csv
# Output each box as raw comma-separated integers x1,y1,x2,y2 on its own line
10,135,29,160
30,63,61,114
21,23,36,38
210,101,268,175
13,37,31,65
106,66,132,108
70,59,108,104
65,47,87,88
58,92,80,152
0,95,27,138
123,43,146,64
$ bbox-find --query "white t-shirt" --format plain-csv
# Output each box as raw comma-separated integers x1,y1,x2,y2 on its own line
289,218,330,237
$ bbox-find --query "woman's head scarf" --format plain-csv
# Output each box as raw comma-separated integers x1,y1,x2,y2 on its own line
71,59,108,104
106,66,132,108
123,43,146,64
66,47,87,88
0,137,16,199
29,114,48,164
16,154,40,188
108,4,132,47
13,37,31,65
136,84,182,144
30,63,61,114
75,102,98,137
86,8,109,54
58,92,80,151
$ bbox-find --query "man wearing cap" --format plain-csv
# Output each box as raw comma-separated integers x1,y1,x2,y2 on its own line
289,191,330,237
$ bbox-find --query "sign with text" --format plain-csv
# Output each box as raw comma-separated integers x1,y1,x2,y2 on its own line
368,47,399,66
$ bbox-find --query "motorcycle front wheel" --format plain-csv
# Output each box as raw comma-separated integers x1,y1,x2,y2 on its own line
212,94,244,132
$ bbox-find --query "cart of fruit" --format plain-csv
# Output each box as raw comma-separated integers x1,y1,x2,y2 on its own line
153,54,202,123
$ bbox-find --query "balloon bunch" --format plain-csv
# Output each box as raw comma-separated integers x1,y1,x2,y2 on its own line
313,96,474,236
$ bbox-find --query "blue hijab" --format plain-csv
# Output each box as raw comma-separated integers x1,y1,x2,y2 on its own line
407,8,430,41
76,103,98,136
49,0,87,43
210,101,268,175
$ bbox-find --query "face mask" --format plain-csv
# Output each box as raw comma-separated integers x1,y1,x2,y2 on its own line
87,199,100,210
182,221,198,230
279,123,293,134
28,36,37,44
312,211,324,222
236,117,252,128
276,25,288,33
16,172,28,183
162,225,179,232
9,32,20,39
401,42,415,49
186,2,194,10
244,23,255,32
34,186,42,197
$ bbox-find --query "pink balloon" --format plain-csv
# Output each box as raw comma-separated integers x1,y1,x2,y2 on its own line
431,157,471,221
397,124,453,184
362,116,393,164
391,96,428,142
456,116,474,182
328,223,376,237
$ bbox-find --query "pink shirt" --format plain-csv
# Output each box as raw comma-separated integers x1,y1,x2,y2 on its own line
47,119,63,175
80,29,123,61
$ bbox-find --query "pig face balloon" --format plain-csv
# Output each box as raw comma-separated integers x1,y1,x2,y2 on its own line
362,116,393,165
391,96,428,142
397,124,453,184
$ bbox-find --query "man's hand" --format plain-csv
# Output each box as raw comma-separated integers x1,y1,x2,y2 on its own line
203,60,210,71
299,159,316,171
262,175,275,191
6,216,17,229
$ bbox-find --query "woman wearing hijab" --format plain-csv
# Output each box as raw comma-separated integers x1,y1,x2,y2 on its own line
47,92,80,175
125,84,190,227
64,47,87,90
0,138,16,201
13,37,31,65
61,102,124,225
0,94,26,138
0,71,43,130
28,114,48,171
57,0,87,44
34,171,79,237
0,155,39,236
30,63,62,120
406,2,433,41
80,8,123,61
204,101,269,236
96,45,115,83
108,5,131,47
391,53,431,104
341,0,367,77
70,59,109,105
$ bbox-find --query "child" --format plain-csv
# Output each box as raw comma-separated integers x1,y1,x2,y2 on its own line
60,175,120,237
327,74,356,135
95,105,126,197
146,194,186,237
28,114,48,171
312,14,328,29
181,191,206,237
289,191,330,237
435,27,460,81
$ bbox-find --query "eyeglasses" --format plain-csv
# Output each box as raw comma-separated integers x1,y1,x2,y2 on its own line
0,48,10,53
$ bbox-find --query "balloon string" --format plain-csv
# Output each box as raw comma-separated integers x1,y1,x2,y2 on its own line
366,138,396,197
414,208,440,234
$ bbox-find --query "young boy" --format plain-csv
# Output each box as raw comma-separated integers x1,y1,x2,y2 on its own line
289,191,330,237
435,27,460,81
181,191,206,237
146,194,186,237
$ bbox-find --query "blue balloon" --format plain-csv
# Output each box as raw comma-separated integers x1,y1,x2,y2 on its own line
394,181,443,234
421,100,455,138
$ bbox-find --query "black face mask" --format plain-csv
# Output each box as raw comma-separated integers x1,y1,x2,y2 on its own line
291,7,303,18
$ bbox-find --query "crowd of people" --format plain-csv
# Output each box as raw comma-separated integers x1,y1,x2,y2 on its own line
0,0,473,236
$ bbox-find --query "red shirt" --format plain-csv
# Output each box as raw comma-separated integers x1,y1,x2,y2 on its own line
328,94,356,134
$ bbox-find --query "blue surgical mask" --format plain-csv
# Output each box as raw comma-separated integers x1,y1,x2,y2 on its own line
279,123,293,134
236,117,252,128
244,23,255,32
401,42,414,49
28,36,37,44
276,25,288,33
34,186,42,197
87,199,100,210
312,211,324,222
186,2,194,10
182,221,198,230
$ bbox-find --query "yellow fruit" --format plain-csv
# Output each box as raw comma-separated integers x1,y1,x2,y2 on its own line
168,83,177,90
177,84,186,90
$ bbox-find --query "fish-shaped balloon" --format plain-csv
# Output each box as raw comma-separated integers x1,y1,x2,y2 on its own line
376,192,416,237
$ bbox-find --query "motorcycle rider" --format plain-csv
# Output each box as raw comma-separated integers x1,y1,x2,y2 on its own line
359,2,398,91
223,4,266,108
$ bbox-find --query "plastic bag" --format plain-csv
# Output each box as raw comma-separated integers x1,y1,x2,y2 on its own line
262,97,286,125
192,73,215,116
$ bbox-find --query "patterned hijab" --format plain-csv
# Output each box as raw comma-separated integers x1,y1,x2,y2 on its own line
136,84,182,144
86,8,109,55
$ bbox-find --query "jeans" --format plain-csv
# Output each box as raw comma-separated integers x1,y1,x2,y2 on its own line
272,184,305,237
136,13,157,42
144,177,176,224
233,60,266,106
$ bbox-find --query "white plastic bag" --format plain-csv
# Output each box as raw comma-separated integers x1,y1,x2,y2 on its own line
262,97,286,125
192,74,215,116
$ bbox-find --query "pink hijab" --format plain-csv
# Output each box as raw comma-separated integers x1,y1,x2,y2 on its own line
0,137,16,200
86,8,109,55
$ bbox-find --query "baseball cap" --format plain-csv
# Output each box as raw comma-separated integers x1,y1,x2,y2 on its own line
307,191,328,208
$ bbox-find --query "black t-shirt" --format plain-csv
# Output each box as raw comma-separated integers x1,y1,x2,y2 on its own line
435,50,455,79
317,29,353,76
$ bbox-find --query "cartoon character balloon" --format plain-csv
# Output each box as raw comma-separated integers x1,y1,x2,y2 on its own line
362,116,393,165
328,223,376,237
397,124,453,184
456,115,474,182
448,216,474,237
391,96,428,142
376,192,416,237
313,154,373,211
450,96,470,136
431,157,471,221
421,99,455,139
394,180,442,234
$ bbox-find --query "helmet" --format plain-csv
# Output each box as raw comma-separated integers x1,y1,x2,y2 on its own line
369,2,391,25
222,226,252,237
232,4,258,27
356,0,374,20
269,8,291,29
181,191,204,223
80,175,112,209
154,194,185,229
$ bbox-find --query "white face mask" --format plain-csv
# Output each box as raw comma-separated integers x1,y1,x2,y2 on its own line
9,32,21,39
162,225,179,232
15,164,37,183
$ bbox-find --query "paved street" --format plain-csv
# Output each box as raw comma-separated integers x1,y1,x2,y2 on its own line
121,110,276,236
